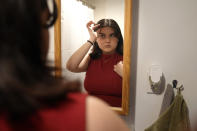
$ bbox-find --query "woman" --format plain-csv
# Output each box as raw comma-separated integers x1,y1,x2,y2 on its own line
66,19,124,107
0,0,129,131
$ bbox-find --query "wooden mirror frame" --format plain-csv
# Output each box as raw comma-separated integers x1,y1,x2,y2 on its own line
54,0,132,115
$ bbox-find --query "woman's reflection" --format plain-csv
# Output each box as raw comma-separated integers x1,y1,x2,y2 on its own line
66,19,123,107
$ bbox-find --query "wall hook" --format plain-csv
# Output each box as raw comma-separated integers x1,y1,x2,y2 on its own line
172,80,178,88
172,80,184,92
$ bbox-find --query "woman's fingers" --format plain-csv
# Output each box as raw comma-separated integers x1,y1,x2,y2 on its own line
92,24,100,31
86,21,100,31
86,21,98,41
113,61,123,77
86,21,96,28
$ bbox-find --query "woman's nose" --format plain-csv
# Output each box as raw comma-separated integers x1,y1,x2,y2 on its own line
105,37,111,42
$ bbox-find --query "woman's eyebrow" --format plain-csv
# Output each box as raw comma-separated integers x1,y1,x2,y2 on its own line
98,32,115,35
110,33,115,35
98,33,105,35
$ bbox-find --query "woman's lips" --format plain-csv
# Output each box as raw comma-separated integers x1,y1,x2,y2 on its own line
104,45,111,48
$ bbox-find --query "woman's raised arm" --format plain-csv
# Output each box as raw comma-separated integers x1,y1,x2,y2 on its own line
66,21,98,72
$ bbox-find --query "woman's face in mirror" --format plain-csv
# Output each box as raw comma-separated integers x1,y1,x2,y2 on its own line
96,27,119,54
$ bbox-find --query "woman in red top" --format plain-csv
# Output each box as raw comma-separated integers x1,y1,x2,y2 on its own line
66,19,124,107
0,0,129,131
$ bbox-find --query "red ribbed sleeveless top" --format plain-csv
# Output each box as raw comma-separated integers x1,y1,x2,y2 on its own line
84,53,123,107
0,93,87,131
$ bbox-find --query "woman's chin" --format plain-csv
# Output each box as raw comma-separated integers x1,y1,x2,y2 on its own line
102,50,116,55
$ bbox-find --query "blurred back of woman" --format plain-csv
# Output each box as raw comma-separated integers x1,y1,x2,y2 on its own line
0,0,129,131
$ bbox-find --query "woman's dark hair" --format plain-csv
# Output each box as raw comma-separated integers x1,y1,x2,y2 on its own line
90,19,123,59
0,0,79,124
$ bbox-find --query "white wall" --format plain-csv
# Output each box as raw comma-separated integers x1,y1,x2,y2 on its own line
123,0,197,130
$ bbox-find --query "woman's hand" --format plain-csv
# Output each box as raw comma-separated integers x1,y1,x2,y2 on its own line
86,21,100,42
114,61,123,77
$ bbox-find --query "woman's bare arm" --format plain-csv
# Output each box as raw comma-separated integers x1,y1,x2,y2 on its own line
66,21,98,73
66,42,92,72
86,96,129,131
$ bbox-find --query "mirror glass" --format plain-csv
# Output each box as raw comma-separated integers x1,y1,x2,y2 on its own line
61,0,124,107
50,0,131,114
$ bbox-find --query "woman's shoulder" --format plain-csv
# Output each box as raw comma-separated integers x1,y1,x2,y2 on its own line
36,94,129,131
86,96,129,131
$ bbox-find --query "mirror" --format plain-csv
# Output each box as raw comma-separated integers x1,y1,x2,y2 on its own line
53,0,132,115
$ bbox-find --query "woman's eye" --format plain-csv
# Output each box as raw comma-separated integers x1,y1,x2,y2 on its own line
110,34,115,37
99,34,105,38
